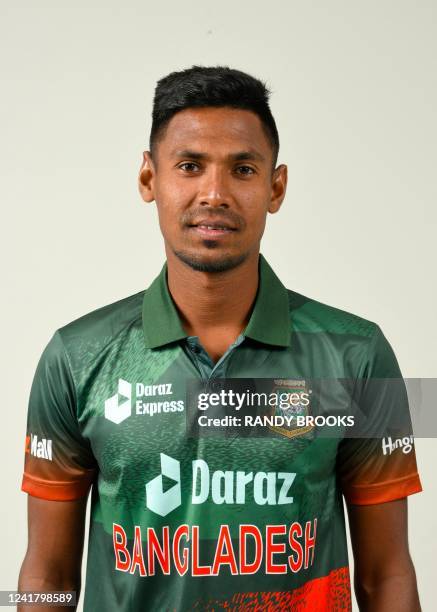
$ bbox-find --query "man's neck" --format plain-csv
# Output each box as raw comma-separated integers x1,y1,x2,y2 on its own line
165,249,260,340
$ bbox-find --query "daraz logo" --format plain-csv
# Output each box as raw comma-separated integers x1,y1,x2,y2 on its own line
145,453,181,517
145,453,296,517
105,379,132,424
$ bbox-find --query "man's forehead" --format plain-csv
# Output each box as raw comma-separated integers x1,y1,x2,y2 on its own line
160,107,270,152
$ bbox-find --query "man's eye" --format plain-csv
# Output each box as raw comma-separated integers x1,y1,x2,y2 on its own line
179,162,200,172
236,166,255,176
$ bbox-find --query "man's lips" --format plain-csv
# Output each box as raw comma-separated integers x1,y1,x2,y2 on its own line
187,220,238,237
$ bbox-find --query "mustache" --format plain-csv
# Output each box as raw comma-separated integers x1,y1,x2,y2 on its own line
181,209,245,230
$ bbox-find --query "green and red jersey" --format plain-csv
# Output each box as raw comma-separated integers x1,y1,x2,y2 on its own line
21,254,422,611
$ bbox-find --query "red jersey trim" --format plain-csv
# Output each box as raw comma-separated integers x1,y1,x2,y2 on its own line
343,472,423,505
21,472,94,501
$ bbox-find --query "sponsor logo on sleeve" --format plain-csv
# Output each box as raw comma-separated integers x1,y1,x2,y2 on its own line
382,435,414,455
25,433,53,461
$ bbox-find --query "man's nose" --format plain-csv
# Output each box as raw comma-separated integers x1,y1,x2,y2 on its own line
198,167,231,208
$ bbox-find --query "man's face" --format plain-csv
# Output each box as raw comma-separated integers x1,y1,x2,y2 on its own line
139,107,287,273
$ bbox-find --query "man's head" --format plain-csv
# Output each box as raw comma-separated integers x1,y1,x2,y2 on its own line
139,65,287,273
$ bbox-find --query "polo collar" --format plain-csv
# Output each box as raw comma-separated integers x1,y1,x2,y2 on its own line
142,253,291,349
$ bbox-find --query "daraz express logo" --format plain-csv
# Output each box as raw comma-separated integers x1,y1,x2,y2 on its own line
105,379,181,424
145,453,296,517
105,379,132,424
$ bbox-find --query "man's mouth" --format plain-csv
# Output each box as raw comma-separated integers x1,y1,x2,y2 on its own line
188,221,238,236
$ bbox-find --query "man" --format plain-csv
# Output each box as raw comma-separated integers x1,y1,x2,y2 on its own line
19,66,422,611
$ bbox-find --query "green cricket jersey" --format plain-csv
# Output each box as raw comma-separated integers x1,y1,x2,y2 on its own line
21,254,422,611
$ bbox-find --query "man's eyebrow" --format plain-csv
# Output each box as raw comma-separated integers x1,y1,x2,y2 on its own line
231,150,265,162
171,149,266,162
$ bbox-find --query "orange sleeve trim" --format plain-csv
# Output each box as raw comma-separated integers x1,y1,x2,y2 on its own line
21,472,95,501
343,473,423,505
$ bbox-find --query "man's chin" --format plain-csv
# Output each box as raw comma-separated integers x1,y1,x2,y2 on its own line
172,249,249,273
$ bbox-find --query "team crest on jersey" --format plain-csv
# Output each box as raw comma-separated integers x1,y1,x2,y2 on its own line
268,379,314,439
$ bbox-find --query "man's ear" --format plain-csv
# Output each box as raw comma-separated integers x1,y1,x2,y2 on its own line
268,164,288,214
138,151,156,203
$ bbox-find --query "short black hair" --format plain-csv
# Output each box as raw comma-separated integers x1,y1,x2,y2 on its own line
149,65,279,169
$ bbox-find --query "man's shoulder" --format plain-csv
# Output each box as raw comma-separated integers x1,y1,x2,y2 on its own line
286,288,377,339
55,289,145,357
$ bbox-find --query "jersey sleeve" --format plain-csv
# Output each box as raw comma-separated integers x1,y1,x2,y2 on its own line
337,325,422,505
21,330,98,501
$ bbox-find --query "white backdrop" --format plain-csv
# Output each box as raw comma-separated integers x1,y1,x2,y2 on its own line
1,1,436,610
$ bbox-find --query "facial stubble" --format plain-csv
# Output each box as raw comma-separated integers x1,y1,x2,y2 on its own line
173,239,249,273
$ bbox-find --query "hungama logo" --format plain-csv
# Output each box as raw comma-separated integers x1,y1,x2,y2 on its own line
105,379,132,424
